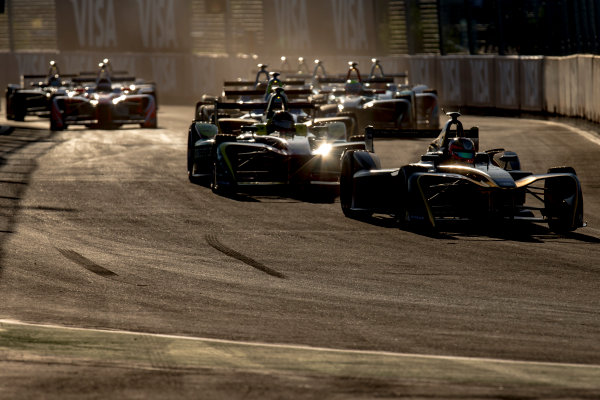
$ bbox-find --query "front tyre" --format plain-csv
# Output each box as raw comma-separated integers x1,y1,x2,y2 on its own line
187,130,201,183
545,167,583,233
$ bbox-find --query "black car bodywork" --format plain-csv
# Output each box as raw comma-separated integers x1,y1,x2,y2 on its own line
187,98,368,196
340,112,585,233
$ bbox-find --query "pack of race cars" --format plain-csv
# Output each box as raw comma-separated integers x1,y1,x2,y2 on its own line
5,59,157,130
186,58,586,233
5,57,586,233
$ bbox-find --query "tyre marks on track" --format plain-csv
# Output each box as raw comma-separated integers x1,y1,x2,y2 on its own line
205,234,286,279
56,248,117,277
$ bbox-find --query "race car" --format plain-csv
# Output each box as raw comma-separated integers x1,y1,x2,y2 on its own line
186,93,368,196
195,63,310,121
49,59,157,130
315,60,439,136
340,112,585,233
5,61,77,121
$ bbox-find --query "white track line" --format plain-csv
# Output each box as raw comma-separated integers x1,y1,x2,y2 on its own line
540,120,600,146
1,318,599,370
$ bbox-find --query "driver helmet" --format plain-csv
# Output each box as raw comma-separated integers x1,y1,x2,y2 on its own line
345,80,362,96
268,110,295,134
448,137,475,163
96,77,112,92
48,74,61,87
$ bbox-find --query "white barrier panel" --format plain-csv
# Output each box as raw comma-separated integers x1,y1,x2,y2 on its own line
564,55,579,116
519,56,544,112
556,57,568,115
467,56,495,107
577,55,594,119
495,56,520,110
593,57,600,123
383,56,410,82
438,56,465,107
408,55,438,88
544,57,560,114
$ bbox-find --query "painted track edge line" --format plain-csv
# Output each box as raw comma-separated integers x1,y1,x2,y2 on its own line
1,319,599,369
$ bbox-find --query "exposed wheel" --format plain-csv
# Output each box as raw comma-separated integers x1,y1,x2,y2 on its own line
210,162,222,194
187,131,201,183
13,107,25,122
50,114,65,131
545,167,583,233
340,151,371,219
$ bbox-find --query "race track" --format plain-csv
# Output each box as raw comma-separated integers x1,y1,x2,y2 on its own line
1,106,599,399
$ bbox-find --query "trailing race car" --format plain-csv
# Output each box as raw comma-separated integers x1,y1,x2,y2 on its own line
340,112,585,233
5,61,77,121
195,64,310,121
316,60,439,136
187,94,369,196
49,59,157,130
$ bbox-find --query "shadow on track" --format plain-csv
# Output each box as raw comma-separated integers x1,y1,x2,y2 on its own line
0,126,68,274
347,213,598,243
189,179,338,204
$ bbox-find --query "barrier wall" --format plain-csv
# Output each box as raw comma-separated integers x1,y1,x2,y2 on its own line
2,51,599,124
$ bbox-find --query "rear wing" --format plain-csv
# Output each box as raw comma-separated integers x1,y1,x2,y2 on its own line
78,70,129,76
214,100,315,111
72,75,137,84
21,73,78,87
364,126,442,139
223,88,312,97
22,73,78,79
223,79,307,87
316,76,399,84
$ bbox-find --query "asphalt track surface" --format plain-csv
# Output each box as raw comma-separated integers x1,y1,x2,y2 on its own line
1,106,599,399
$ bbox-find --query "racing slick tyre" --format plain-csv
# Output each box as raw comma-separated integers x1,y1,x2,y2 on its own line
545,166,584,233
50,113,65,131
187,130,201,184
340,150,371,220
140,119,157,129
5,87,25,121
211,161,234,195
11,98,26,121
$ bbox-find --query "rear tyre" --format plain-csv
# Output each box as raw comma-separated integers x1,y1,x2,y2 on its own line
13,107,25,122
50,114,65,131
340,151,371,219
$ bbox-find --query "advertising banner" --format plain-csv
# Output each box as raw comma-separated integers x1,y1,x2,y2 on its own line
55,0,191,53
262,0,379,56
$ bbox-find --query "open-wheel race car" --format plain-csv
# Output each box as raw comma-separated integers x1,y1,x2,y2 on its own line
187,88,369,197
340,112,585,233
194,63,311,122
5,61,78,121
314,60,439,136
49,59,157,130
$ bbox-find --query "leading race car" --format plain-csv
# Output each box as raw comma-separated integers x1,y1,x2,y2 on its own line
5,61,77,121
187,91,369,196
340,112,585,233
50,59,157,130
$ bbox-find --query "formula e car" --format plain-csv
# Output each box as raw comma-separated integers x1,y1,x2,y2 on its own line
315,60,439,136
50,59,157,130
5,61,77,121
195,63,310,121
187,94,368,196
340,112,585,233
